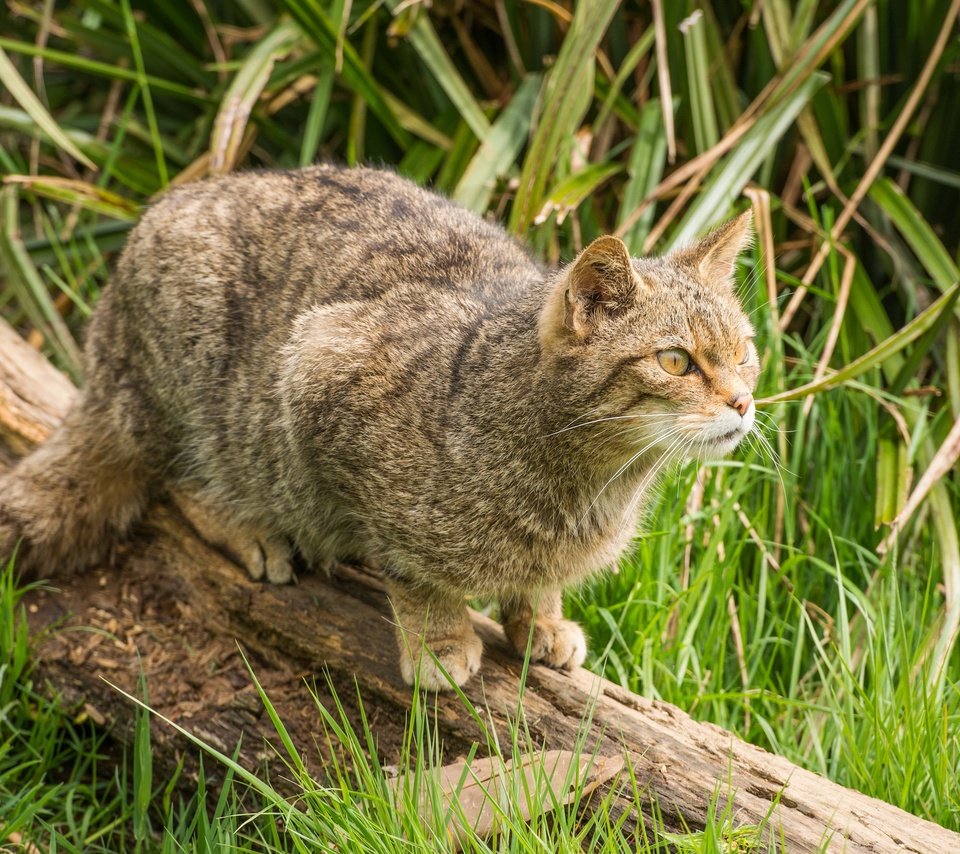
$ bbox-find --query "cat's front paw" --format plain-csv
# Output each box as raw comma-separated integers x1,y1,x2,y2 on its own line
399,630,483,690
505,617,587,671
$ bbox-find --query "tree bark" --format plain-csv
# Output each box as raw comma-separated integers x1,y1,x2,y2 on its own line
1,316,956,853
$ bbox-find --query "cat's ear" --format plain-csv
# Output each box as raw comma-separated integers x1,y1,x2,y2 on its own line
677,210,753,287
562,235,640,338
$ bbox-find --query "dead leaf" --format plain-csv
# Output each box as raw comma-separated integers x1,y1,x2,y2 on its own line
390,749,624,848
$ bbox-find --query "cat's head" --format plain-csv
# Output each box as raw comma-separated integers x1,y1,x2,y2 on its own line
539,212,759,460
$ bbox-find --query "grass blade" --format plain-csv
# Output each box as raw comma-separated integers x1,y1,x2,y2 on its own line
761,282,960,404
382,89,453,149
667,71,827,248
887,417,960,545
453,74,541,213
278,0,410,148
119,0,167,186
508,0,620,234
594,25,655,132
651,0,676,164
618,100,667,253
0,185,82,377
536,162,623,226
133,675,153,848
384,0,490,141
299,61,335,167
0,46,95,170
3,176,140,222
680,10,718,154
0,37,210,104
210,20,301,175
869,177,959,294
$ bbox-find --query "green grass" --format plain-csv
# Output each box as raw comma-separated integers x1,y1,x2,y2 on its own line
1,0,959,848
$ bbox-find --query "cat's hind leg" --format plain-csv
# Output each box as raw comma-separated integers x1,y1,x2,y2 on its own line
173,490,294,585
501,589,587,671
387,578,482,690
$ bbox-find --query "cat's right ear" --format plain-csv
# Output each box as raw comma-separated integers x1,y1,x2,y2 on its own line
541,236,641,346
674,210,753,287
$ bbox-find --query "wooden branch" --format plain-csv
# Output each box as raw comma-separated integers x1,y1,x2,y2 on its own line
0,318,75,454
1,316,957,852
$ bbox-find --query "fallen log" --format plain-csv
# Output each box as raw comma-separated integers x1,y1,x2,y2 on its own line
1,316,957,853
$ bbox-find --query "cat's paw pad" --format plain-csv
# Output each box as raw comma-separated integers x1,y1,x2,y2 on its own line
399,631,483,690
242,537,295,585
507,618,587,671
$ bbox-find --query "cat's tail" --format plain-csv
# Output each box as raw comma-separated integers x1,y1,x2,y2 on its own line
0,398,152,576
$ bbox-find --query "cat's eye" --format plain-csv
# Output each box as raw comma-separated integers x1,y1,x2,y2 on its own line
739,339,754,365
657,348,692,376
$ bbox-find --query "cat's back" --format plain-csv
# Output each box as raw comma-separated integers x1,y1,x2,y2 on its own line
117,164,542,312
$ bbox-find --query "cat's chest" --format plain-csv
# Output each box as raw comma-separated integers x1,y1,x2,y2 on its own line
505,480,644,585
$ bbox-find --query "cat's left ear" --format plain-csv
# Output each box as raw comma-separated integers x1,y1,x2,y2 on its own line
563,235,641,337
677,210,753,287
540,235,645,348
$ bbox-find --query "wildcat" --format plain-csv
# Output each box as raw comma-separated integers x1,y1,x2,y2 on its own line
0,165,759,689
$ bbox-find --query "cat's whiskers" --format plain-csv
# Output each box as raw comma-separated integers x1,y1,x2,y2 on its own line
673,413,740,448
605,414,679,437
746,301,772,320
615,439,681,536
736,259,764,303
752,409,787,432
743,422,790,499
738,246,784,306
552,413,679,462
691,433,708,498
614,432,692,543
672,434,698,503
547,402,635,435
576,416,678,463
747,288,793,320
745,431,788,498
749,413,784,458
549,404,608,431
755,427,790,479
607,425,674,450
544,411,677,437
752,415,794,441
575,425,687,531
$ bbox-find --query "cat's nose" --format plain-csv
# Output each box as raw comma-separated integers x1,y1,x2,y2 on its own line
729,392,753,417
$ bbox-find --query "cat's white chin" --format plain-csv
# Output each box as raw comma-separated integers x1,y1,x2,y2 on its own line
708,428,749,455
677,403,755,457
692,405,756,456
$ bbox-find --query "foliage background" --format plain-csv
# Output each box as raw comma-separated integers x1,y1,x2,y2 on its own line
1,0,959,847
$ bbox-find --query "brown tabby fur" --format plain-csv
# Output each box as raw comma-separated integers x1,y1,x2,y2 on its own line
0,165,759,689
